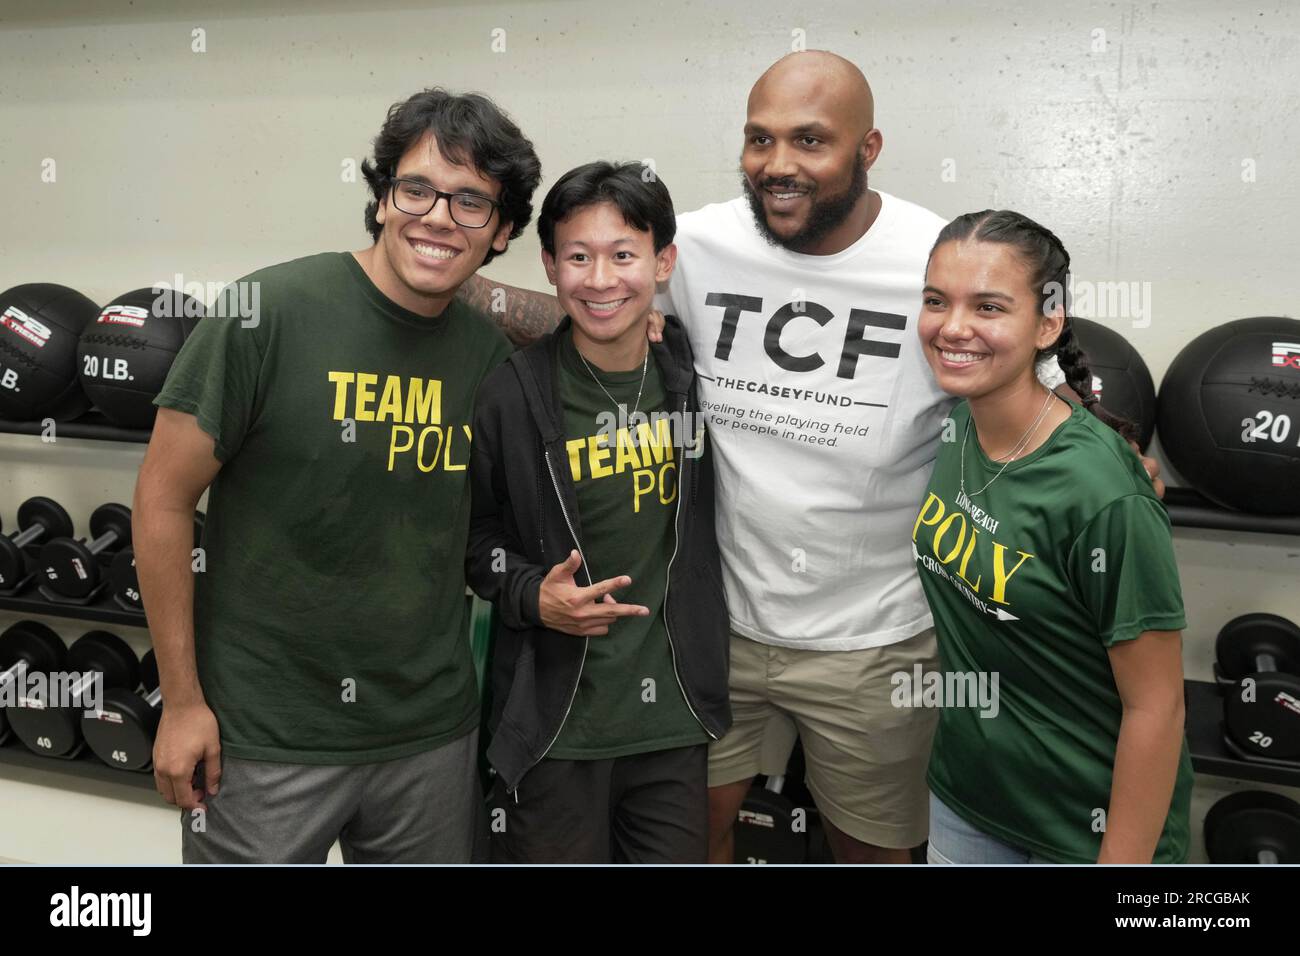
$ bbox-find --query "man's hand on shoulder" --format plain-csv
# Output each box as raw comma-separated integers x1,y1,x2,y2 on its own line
1131,441,1166,499
647,309,665,344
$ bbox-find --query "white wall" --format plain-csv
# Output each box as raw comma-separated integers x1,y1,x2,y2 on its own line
1,0,1298,863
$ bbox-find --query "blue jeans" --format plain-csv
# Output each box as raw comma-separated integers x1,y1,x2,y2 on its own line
926,791,1055,864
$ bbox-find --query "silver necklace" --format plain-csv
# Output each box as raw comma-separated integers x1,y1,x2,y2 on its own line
960,387,1055,497
579,347,649,418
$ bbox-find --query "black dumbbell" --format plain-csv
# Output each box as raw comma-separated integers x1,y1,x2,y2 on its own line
0,621,67,745
0,497,75,592
82,648,161,772
39,503,132,600
1214,613,1300,761
7,630,139,758
1204,790,1300,864
734,775,808,864
109,511,205,612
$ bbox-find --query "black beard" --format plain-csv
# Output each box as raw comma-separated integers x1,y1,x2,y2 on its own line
742,159,868,253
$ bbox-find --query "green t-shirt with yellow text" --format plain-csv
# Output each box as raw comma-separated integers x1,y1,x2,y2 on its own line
914,399,1192,863
156,251,511,764
547,329,709,759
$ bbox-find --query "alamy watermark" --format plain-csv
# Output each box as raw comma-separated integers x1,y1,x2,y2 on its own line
1044,276,1152,329
0,664,103,721
891,664,1000,719
151,273,261,328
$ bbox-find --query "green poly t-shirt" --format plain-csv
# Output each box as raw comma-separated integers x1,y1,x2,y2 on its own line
155,251,511,764
913,399,1193,863
547,328,709,759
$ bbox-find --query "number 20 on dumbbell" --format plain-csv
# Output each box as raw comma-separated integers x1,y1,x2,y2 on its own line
108,511,204,612
1214,613,1300,761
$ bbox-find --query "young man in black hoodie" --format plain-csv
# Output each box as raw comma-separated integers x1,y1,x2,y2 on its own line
467,162,730,863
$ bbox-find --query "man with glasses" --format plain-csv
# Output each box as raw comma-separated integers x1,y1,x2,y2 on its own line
134,88,541,863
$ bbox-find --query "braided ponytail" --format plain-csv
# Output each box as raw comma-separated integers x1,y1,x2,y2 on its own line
1050,315,1140,444
928,209,1141,445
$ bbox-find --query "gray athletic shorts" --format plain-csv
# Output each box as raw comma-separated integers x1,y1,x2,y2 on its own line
181,730,485,864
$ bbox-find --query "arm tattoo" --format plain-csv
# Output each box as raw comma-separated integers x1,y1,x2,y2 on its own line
457,273,562,347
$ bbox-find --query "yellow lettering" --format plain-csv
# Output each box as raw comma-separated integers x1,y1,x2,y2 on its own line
955,527,982,591
632,469,656,512
614,427,642,473
658,461,678,505
375,376,403,422
990,543,1034,605
444,424,471,471
933,512,967,564
355,373,379,422
405,378,442,425
328,371,354,420
634,418,673,465
417,426,445,473
912,492,946,541
588,434,613,479
566,437,585,482
387,425,414,471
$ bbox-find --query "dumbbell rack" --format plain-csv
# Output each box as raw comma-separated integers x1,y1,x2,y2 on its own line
0,413,150,445
0,415,153,790
1184,680,1300,789
0,567,154,791
1160,494,1300,788
0,738,156,791
1162,487,1300,536
4,418,1300,796
0,584,146,628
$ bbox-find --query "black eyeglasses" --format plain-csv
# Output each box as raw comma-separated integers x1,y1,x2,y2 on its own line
389,177,500,229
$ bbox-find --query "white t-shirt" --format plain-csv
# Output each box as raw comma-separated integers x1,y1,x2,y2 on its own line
658,191,1056,651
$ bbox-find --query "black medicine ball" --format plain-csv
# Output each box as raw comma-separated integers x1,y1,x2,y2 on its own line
77,288,203,428
1156,316,1300,515
0,283,98,422
1070,318,1158,450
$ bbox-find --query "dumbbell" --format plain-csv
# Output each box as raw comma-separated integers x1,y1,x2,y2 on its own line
1204,790,1300,864
1214,613,1300,761
82,648,160,771
734,774,808,864
39,503,132,600
0,621,67,745
7,629,139,758
0,497,75,592
109,511,205,612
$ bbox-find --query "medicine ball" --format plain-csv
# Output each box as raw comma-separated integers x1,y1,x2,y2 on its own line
1157,317,1300,514
0,283,98,422
1070,318,1158,450
77,288,203,428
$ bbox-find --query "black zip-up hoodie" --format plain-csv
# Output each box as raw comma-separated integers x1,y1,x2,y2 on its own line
466,314,731,793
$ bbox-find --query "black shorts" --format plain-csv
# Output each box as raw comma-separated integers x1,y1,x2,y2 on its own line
489,744,708,864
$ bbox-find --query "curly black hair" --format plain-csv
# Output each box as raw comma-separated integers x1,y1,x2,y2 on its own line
360,88,542,266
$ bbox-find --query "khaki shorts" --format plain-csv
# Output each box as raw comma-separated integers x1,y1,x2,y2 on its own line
708,628,940,849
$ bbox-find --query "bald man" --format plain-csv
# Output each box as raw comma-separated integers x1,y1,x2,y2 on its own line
461,51,1063,864
656,52,949,864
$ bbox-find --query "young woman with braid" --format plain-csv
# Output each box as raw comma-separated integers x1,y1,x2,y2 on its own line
910,210,1192,864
